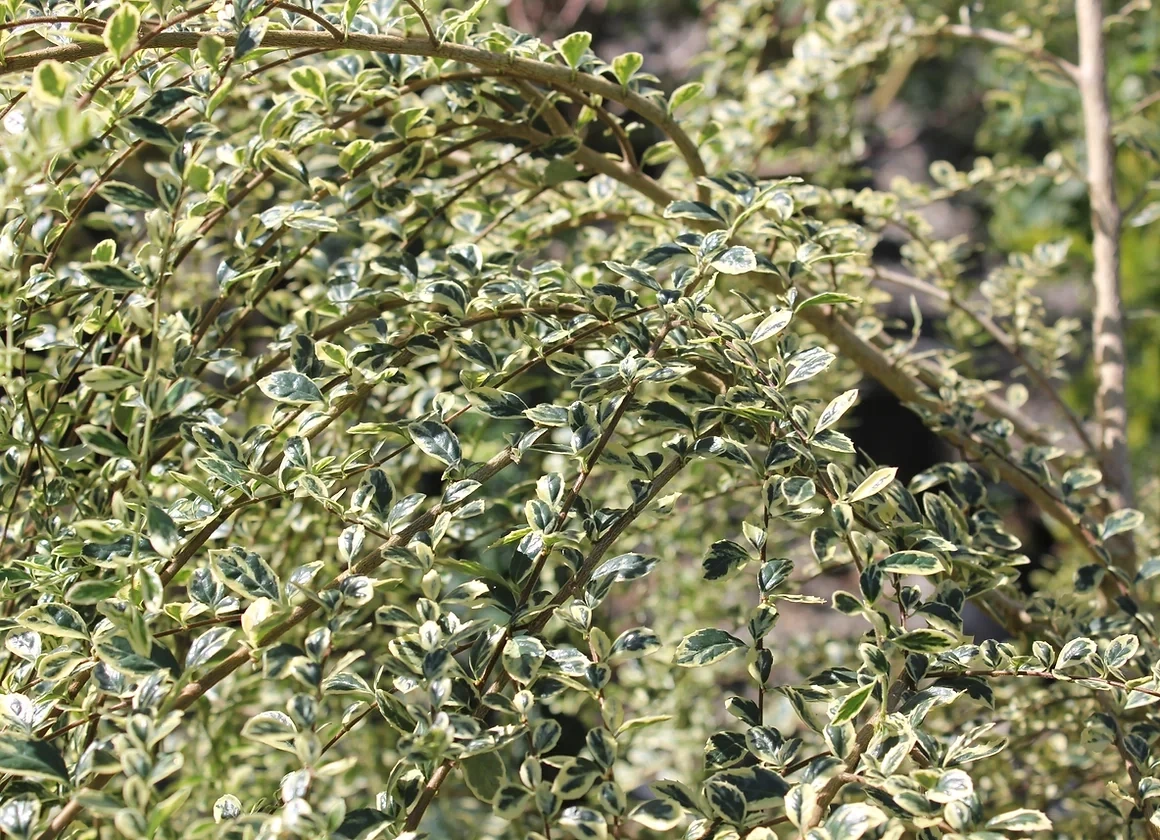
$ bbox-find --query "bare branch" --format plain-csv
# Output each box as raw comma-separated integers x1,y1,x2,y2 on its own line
943,22,1080,83
0,26,708,202
1075,0,1134,504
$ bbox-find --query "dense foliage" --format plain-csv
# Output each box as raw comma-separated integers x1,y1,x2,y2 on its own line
1,1,1159,839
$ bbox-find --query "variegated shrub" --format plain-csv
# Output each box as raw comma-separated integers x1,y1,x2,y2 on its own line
0,1,1158,840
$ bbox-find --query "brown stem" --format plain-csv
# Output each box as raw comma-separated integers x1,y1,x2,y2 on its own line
0,29,709,198
0,15,103,31
1075,0,1134,508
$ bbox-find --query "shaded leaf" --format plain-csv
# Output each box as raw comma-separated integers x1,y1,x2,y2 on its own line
674,629,746,667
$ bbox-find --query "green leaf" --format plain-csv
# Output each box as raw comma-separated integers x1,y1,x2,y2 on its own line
1101,508,1144,540
796,291,861,310
893,628,956,653
674,628,746,667
288,66,327,102
147,504,179,558
664,200,725,224
880,550,944,576
604,260,660,290
144,87,195,119
986,809,1052,832
375,690,416,733
725,695,762,726
462,752,506,802
18,604,88,640
825,803,887,840
334,810,389,840
611,52,643,86
831,682,874,725
103,3,140,60
751,309,793,344
338,139,376,173
96,636,178,675
83,262,143,289
711,246,756,275
552,758,601,799
0,735,69,782
555,31,592,68
629,798,681,831
467,388,527,419
704,779,746,823
785,347,835,385
592,553,658,583
198,34,225,65
321,671,372,695
262,147,311,186
1062,466,1102,494
79,366,139,393
586,728,617,769
241,711,298,752
847,466,896,502
408,420,462,467
212,548,281,602
815,389,858,434
76,425,133,458
532,718,563,753
705,731,748,770
928,769,974,803
1056,637,1096,669
544,157,581,186
1104,634,1139,669
390,107,429,138
66,578,124,604
609,627,662,662
668,82,704,114
258,371,323,404
502,636,545,683
702,540,750,581
98,181,156,211
1128,200,1160,227
185,627,234,670
127,117,178,147
31,60,72,104
493,784,531,819
1138,557,1160,581
781,477,815,506
559,805,607,840
234,22,266,59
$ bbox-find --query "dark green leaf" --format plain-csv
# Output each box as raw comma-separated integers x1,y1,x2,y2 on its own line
408,420,462,467
0,736,69,782
674,629,746,667
257,371,323,404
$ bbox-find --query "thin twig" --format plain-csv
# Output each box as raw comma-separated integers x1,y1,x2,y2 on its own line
0,14,103,31
942,22,1080,83
402,0,437,44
